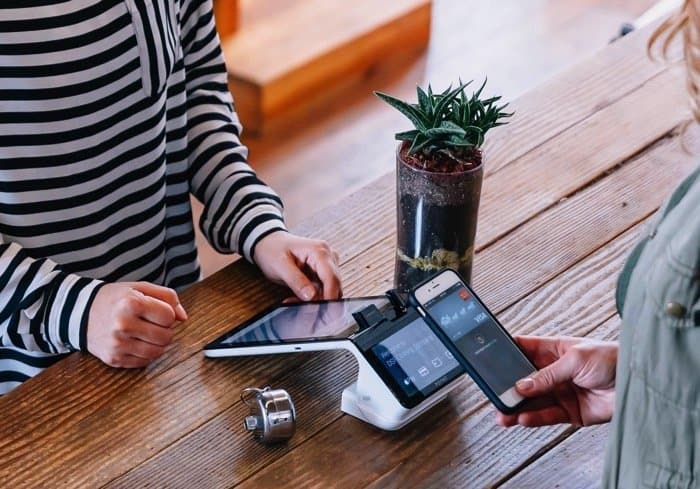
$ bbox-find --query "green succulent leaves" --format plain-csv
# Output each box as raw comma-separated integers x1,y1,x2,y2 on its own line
375,80,512,156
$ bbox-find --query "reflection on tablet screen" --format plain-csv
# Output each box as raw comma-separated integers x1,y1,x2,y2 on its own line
220,298,389,346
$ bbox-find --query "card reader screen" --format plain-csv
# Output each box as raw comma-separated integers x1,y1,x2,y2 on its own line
217,298,389,346
371,317,462,398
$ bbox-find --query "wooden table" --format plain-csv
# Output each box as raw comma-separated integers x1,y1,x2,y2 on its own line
0,23,695,489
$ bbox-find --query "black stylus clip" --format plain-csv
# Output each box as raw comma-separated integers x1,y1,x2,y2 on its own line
385,289,407,314
353,304,386,330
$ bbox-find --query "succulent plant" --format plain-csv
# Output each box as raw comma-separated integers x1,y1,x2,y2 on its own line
375,80,512,164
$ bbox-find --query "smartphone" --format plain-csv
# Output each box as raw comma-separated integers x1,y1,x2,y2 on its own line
410,269,536,413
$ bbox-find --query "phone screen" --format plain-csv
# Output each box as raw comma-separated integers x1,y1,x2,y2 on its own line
422,282,535,399
216,298,390,346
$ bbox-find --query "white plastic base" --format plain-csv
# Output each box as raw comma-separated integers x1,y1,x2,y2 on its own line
340,344,462,431
205,337,463,431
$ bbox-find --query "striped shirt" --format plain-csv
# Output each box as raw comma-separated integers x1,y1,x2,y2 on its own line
0,0,287,394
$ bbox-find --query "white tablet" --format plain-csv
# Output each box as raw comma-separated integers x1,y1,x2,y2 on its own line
203,297,392,357
204,296,465,410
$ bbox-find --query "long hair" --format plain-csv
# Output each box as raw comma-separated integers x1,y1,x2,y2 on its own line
649,0,700,125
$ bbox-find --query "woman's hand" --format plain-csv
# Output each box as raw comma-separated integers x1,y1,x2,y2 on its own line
87,282,187,368
253,231,342,301
497,336,618,428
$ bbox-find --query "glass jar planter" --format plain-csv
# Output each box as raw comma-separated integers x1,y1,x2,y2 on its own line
394,144,483,292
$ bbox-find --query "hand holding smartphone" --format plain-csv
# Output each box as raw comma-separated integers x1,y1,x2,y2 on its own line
410,269,537,414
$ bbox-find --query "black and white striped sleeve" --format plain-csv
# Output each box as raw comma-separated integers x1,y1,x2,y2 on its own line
180,0,287,263
0,239,104,355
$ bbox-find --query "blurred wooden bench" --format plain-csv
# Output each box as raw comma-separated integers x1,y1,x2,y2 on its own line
218,0,432,134
213,0,239,39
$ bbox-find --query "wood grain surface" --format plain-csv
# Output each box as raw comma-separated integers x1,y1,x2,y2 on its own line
500,424,611,489
0,18,694,489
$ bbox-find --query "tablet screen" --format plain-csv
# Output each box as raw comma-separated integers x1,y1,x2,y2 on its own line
213,297,390,347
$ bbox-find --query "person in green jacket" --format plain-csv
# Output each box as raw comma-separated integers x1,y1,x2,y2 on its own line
496,3,700,488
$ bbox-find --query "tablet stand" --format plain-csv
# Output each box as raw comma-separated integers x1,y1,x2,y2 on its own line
340,345,462,431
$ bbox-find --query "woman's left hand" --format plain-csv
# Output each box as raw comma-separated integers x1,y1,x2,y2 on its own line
253,231,343,301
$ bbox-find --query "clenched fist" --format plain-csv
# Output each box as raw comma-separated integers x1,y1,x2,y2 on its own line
86,282,187,368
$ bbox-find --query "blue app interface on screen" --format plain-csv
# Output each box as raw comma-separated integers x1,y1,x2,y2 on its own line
425,284,535,396
371,317,462,397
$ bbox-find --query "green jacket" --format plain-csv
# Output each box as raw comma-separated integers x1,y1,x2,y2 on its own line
603,165,700,488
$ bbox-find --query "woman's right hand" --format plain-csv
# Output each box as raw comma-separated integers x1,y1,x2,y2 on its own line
497,336,618,428
86,282,188,368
